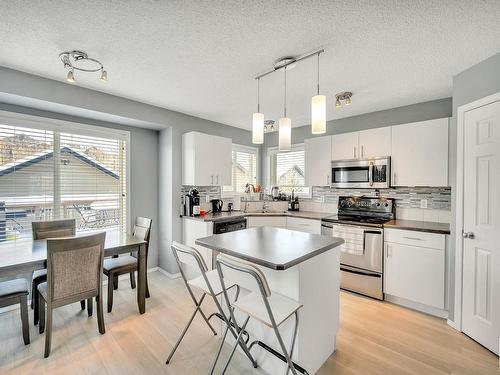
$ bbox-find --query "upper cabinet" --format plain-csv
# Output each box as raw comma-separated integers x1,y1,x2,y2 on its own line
331,127,391,161
331,132,359,160
182,131,232,186
391,118,448,187
358,127,391,159
305,136,332,186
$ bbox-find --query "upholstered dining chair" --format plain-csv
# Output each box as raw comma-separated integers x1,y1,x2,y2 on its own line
31,219,84,326
38,232,106,358
0,278,30,345
103,217,152,313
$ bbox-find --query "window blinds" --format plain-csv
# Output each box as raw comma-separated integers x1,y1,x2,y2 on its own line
0,123,127,242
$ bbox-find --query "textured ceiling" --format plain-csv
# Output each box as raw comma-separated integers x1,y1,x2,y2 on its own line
1,1,500,130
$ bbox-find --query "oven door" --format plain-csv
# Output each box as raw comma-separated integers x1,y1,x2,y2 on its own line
331,224,383,273
331,157,390,189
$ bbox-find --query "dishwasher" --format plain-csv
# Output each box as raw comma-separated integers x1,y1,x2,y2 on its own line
211,217,247,269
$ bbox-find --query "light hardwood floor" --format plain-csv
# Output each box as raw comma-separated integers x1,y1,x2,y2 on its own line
0,271,498,375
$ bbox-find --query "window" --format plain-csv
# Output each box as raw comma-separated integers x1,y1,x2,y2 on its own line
223,144,258,194
268,144,310,196
0,116,128,243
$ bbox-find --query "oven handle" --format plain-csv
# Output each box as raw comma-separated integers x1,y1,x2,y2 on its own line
368,161,374,186
341,266,381,278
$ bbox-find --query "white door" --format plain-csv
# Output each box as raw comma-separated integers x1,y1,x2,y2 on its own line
305,136,331,186
331,132,359,160
462,100,500,355
358,127,391,158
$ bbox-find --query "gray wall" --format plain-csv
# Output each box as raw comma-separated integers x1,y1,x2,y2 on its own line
0,66,257,275
261,98,453,187
0,102,160,267
447,51,500,321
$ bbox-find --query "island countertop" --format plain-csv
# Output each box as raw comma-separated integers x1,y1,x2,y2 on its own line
196,226,344,270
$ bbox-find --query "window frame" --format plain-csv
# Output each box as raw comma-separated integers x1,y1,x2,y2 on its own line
0,110,131,233
267,143,311,198
222,143,259,197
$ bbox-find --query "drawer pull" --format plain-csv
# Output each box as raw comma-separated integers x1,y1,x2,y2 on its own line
403,236,423,241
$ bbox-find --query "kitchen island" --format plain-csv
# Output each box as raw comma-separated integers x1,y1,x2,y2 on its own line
196,226,344,374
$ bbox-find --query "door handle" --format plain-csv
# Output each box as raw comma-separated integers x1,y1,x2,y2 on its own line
462,231,475,239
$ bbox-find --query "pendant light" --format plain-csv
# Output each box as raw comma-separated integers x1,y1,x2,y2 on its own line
311,52,326,134
279,67,291,151
252,78,264,144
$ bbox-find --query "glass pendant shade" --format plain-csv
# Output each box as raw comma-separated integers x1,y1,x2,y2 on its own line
311,94,326,134
66,70,75,83
252,112,264,144
278,117,291,151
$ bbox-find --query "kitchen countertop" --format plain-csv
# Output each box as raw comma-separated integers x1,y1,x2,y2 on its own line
182,210,332,222
183,211,451,234
196,226,344,270
384,219,450,234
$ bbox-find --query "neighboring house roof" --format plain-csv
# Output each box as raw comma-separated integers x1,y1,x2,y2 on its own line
279,165,304,181
0,146,119,179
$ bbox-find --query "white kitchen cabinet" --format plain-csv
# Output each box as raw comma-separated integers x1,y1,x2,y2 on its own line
305,136,332,186
358,127,391,158
384,228,445,310
391,118,449,187
182,131,232,186
286,217,321,234
182,217,214,272
331,132,359,160
247,216,287,228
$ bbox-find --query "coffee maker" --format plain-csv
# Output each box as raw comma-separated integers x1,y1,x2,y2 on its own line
184,188,201,216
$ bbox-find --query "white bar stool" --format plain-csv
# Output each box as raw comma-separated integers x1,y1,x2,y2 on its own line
216,254,304,375
166,242,257,374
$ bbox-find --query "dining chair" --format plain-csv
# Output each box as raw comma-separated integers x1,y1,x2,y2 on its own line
0,278,30,345
216,254,303,375
31,219,83,326
38,232,106,358
103,217,152,313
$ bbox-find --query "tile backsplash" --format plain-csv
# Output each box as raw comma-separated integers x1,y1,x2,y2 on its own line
307,186,451,210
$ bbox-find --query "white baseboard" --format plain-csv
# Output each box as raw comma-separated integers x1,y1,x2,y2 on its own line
157,267,181,279
385,294,448,319
447,319,459,330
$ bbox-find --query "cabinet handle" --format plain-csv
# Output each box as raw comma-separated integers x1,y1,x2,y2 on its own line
403,236,423,241
353,146,357,158
216,175,219,184
326,175,330,185
385,243,391,258
393,172,397,185
361,145,364,158
211,175,214,185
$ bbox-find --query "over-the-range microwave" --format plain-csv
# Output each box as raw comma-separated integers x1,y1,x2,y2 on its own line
330,156,391,189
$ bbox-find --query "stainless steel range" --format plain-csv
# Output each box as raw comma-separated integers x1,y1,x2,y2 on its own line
321,196,395,300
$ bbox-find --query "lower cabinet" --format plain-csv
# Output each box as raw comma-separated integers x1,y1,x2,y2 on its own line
384,229,445,310
247,216,287,228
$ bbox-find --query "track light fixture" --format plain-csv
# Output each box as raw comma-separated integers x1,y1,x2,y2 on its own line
59,50,108,83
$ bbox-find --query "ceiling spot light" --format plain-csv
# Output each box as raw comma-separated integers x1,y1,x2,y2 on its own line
335,91,353,108
66,70,75,83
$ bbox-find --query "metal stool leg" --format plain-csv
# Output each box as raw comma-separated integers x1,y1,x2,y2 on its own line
270,316,298,375
285,312,299,375
220,316,251,375
166,293,214,364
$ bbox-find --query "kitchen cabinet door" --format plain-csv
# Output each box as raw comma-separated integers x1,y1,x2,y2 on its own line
212,134,232,186
331,132,359,161
358,127,391,158
384,242,445,309
305,136,332,186
247,216,287,228
391,118,448,186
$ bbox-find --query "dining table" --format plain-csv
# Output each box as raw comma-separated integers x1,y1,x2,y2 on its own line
0,229,148,314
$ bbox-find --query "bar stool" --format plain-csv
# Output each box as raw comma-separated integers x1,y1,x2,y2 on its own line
166,242,257,374
216,254,303,375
